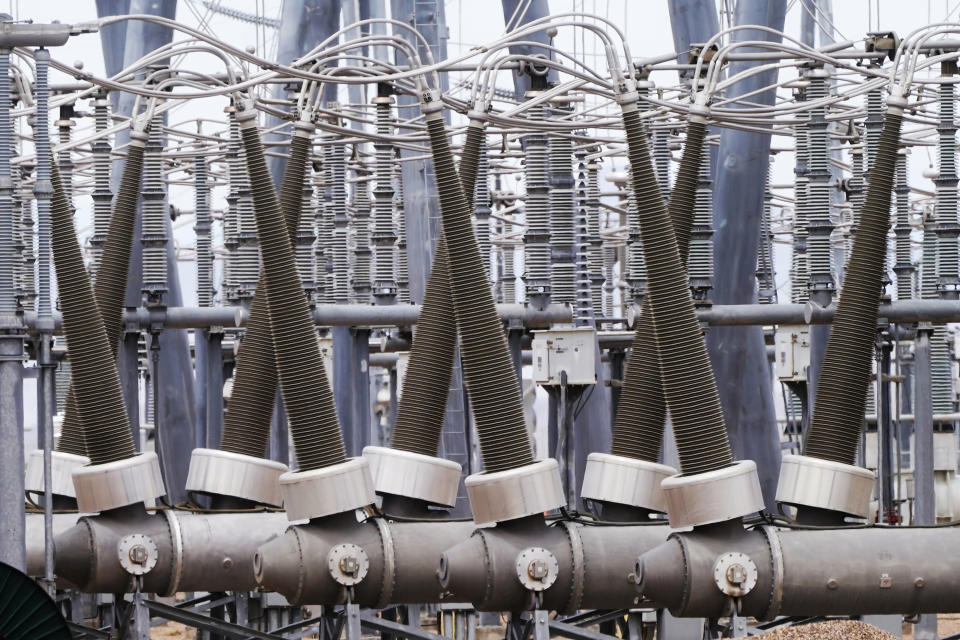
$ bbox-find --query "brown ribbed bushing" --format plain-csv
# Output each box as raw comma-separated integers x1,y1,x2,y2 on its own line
237,110,346,471
424,112,533,473
621,106,731,475
219,125,312,458
56,134,146,458
50,164,135,465
391,121,486,456
805,110,903,464
611,119,706,462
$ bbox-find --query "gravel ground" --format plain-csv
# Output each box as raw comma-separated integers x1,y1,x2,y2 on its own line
763,620,897,639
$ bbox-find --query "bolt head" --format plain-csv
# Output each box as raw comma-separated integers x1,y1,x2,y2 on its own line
128,545,148,565
222,557,233,569
827,578,839,590
340,556,359,575
528,559,549,580
726,563,747,586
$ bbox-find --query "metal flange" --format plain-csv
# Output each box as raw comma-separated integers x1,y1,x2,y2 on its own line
362,446,461,507
327,543,369,586
580,453,676,513
775,454,875,518
713,551,758,598
117,533,158,576
515,547,559,592
465,458,564,525
185,448,288,507
72,452,166,513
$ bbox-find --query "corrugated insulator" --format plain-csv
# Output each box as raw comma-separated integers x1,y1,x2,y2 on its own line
892,153,914,299
88,92,112,281
371,96,398,302
424,111,533,473
803,72,835,297
805,109,904,464
548,103,577,307
50,164,136,464
140,111,169,301
621,106,732,475
393,158,410,303
935,79,960,294
237,111,346,471
611,118,706,462
194,153,214,308
351,162,373,303
522,103,551,303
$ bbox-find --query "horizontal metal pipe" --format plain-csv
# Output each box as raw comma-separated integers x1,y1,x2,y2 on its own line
25,512,81,578
439,517,671,612
13,303,571,333
54,508,290,594
254,516,477,606
636,524,960,619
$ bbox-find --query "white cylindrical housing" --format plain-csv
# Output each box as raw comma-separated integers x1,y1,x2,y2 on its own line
186,448,288,507
362,446,461,507
72,452,166,513
25,450,89,498
580,452,676,513
661,460,765,528
775,454,875,518
465,459,564,526
279,458,376,521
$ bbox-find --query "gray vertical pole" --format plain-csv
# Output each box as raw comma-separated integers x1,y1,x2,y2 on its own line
706,0,786,509
914,327,936,640
33,48,56,590
0,41,24,572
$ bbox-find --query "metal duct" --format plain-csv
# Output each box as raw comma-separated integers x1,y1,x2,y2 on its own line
56,130,146,458
236,107,345,471
610,118,706,463
637,523,960,618
219,123,312,459
423,104,533,472
390,120,485,457
804,107,904,464
49,164,135,464
620,104,731,475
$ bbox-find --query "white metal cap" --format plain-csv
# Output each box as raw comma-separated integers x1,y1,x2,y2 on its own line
580,452,676,513
24,449,90,498
362,446,461,507
279,457,376,521
775,454,875,518
661,460,765,528
185,448,288,507
72,452,166,513
465,458,564,525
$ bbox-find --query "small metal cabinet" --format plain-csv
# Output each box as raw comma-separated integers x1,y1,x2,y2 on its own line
531,327,597,386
